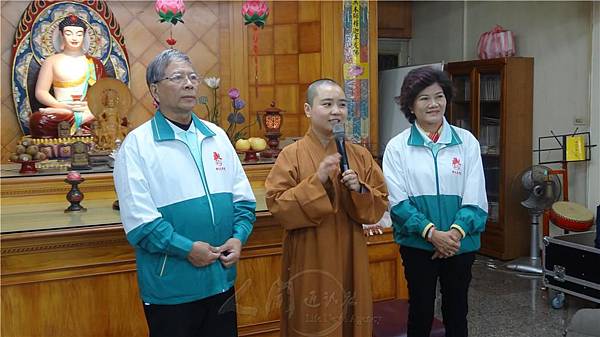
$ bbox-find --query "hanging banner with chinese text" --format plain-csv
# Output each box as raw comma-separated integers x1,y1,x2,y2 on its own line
343,0,369,146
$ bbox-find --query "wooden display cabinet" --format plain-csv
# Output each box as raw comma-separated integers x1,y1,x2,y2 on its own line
446,57,534,260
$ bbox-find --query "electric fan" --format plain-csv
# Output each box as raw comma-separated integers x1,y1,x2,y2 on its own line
505,165,562,274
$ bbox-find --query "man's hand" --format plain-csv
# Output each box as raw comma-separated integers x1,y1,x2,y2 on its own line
218,238,243,268
187,241,220,267
341,169,363,192
317,154,341,184
430,229,460,258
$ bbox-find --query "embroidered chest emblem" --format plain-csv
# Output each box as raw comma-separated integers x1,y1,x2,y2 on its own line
452,157,462,175
213,152,225,171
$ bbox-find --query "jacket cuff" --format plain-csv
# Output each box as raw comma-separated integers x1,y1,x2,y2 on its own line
421,223,435,239
168,233,194,259
233,227,250,245
450,224,466,239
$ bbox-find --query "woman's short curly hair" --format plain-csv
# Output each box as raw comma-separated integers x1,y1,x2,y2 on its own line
394,66,453,124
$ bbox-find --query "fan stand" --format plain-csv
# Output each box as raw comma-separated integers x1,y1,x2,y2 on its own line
505,210,543,274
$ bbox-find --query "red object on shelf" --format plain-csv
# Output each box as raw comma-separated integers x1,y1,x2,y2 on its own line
18,161,38,174
243,150,259,162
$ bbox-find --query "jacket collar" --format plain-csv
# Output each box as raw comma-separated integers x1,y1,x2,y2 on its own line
151,111,215,142
407,117,462,147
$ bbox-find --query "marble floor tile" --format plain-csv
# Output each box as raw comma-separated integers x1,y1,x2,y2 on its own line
431,256,598,337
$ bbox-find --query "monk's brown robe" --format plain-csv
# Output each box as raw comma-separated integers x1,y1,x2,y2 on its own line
265,128,388,337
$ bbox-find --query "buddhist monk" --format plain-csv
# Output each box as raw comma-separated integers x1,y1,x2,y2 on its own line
265,78,388,337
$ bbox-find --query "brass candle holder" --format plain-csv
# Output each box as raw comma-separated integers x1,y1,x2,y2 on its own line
64,171,86,213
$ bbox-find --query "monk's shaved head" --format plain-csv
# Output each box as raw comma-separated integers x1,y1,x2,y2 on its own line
306,79,342,106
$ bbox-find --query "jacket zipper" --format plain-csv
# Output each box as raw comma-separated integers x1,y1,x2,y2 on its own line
177,136,216,226
431,148,443,223
196,140,216,225
159,254,168,277
158,135,216,277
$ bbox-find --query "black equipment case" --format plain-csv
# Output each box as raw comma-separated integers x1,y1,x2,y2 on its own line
543,231,600,304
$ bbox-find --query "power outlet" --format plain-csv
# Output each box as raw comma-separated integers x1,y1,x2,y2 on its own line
574,116,588,125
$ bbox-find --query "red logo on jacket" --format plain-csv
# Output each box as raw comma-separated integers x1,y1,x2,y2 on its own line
452,157,462,175
213,152,225,171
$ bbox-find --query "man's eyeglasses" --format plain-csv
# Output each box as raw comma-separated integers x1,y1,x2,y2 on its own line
154,73,201,85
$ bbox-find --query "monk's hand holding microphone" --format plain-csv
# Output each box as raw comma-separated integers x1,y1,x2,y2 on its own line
333,122,364,193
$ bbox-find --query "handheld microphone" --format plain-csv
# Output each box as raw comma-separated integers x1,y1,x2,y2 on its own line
332,123,350,172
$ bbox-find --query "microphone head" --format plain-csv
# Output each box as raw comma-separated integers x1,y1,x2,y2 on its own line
332,123,345,139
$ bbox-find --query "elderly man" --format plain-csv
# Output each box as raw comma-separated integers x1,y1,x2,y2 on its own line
114,49,256,337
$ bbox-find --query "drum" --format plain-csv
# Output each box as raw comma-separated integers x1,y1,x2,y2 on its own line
550,201,594,232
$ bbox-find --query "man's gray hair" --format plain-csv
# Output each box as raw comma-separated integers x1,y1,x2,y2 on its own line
146,49,192,89
306,78,341,106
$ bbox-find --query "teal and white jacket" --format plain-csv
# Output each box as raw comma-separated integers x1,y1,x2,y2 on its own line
382,118,487,254
114,111,256,305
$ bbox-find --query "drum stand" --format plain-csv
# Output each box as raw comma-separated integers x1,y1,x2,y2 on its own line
506,211,543,274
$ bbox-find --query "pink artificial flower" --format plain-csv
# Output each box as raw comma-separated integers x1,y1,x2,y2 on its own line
155,0,185,15
155,0,185,25
228,88,240,100
242,0,269,28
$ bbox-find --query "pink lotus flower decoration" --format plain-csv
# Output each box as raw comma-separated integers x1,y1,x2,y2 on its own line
155,0,185,25
242,0,269,28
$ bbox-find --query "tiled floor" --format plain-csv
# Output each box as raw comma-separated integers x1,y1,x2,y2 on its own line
433,256,598,337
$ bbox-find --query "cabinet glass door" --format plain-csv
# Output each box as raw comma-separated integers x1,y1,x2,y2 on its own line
450,75,472,131
478,72,501,223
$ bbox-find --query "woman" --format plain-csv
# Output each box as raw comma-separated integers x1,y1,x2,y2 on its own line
382,66,488,337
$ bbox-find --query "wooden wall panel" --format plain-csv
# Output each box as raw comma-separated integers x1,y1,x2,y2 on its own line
370,260,398,300
275,85,300,118
252,26,275,56
273,24,299,54
236,254,283,326
274,55,299,83
298,2,321,22
2,273,147,337
244,1,325,139
299,52,322,85
273,1,298,24
298,22,321,53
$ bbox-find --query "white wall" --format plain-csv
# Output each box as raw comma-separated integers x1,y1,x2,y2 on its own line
589,3,600,216
411,1,464,64
411,1,596,208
